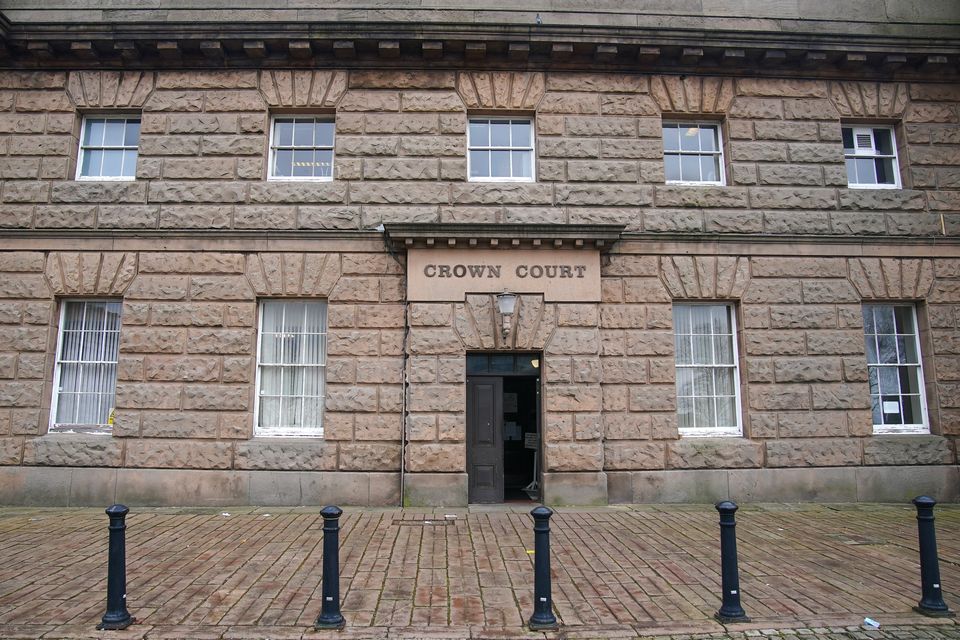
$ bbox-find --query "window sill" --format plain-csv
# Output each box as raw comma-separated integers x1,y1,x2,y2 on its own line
678,429,743,438
266,176,334,183
253,432,325,439
76,176,136,182
664,180,726,187
846,183,901,190
467,177,535,183
872,426,930,435
47,426,112,436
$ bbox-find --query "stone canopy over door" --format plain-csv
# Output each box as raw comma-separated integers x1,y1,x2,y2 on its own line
391,223,623,506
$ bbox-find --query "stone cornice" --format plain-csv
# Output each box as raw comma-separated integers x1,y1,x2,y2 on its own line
0,13,956,80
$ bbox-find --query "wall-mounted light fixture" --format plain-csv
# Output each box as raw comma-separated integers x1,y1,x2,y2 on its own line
496,291,518,340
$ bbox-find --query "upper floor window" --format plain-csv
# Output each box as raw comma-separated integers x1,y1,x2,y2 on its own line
468,117,534,181
269,116,335,181
255,300,327,437
674,303,742,437
51,300,122,433
76,116,139,181
663,122,724,185
843,125,900,188
863,304,928,434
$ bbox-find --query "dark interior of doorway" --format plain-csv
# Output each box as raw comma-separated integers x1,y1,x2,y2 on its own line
503,375,538,502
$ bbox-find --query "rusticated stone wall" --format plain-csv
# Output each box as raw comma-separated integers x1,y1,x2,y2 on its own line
0,70,956,232
0,249,404,474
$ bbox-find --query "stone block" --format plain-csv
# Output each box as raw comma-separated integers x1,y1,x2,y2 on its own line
542,471,608,506
410,385,464,413
0,467,72,505
729,467,857,502
126,440,233,469
777,411,847,438
628,385,676,412
862,435,955,466
248,471,302,506
856,465,959,502
749,188,837,210
182,384,249,411
545,442,602,471
667,439,762,470
556,184,652,207
187,329,253,355
116,469,248,506
631,469,730,503
68,467,120,506
21,435,121,467
774,357,842,383
235,441,337,471
565,116,636,137
766,438,862,467
403,473,467,507
811,383,871,410
604,442,664,470
120,327,186,354
141,411,218,439
406,442,464,472
546,385,602,412
340,443,401,471
326,385,378,412
115,383,181,410
408,328,462,355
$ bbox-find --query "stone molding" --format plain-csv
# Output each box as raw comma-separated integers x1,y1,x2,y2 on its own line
659,256,749,299
66,71,155,108
455,72,545,111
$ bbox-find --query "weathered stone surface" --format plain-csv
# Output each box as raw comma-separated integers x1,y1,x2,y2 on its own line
667,439,763,469
126,440,232,469
140,411,218,439
862,435,954,466
406,443,464,472
774,357,842,383
340,443,401,471
546,385,602,412
777,411,847,438
22,436,122,467
545,442,602,472
235,441,337,471
604,442,664,470
766,438,862,467
409,385,464,412
326,386,378,412
186,329,253,355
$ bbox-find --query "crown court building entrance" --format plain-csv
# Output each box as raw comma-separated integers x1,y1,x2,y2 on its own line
390,224,619,507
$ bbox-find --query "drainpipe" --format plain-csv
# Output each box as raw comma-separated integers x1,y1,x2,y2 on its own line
383,228,409,506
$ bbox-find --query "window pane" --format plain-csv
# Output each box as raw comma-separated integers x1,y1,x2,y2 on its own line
876,158,896,185
124,120,141,147
900,366,922,394
664,154,681,182
874,307,895,334
894,306,915,334
512,150,532,178
490,120,510,146
84,119,105,146
293,120,314,146
315,150,334,178
315,121,334,147
489,354,513,373
693,396,715,428
716,395,737,428
699,125,718,152
121,150,137,177
275,119,294,146
680,155,701,181
845,158,857,184
878,366,900,395
491,150,510,177
104,120,125,146
873,128,893,155
101,150,123,177
469,150,489,178
511,121,531,147
274,149,293,177
680,126,700,151
466,354,488,374
877,335,898,364
469,121,489,147
700,155,719,182
855,157,876,184
677,396,694,430
842,127,854,152
662,124,679,151
292,149,313,177
81,149,102,177
902,394,923,424
690,306,712,334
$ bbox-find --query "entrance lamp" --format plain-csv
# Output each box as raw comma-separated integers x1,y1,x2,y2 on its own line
496,291,518,340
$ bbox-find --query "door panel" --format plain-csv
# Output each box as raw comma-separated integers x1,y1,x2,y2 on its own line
466,376,503,503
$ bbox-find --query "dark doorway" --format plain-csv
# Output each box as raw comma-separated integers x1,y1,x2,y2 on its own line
466,353,541,504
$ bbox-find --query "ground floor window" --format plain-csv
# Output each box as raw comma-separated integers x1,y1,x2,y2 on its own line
256,300,327,437
51,299,122,433
673,303,742,437
862,304,928,434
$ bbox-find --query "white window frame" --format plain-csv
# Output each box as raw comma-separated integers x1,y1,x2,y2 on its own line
75,115,140,182
843,124,901,189
49,299,123,435
674,303,743,438
267,115,335,182
467,117,535,182
254,300,328,438
863,304,929,434
662,121,726,186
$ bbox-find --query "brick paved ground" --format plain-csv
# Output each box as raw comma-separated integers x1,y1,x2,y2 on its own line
0,503,957,639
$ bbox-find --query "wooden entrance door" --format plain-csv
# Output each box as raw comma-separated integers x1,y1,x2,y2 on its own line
466,376,504,503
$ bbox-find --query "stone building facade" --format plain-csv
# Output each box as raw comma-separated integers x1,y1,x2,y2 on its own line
0,2,959,506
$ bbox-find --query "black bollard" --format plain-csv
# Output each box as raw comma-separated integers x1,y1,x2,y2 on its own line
912,496,953,617
314,505,346,630
527,505,559,631
96,504,134,630
714,501,749,623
